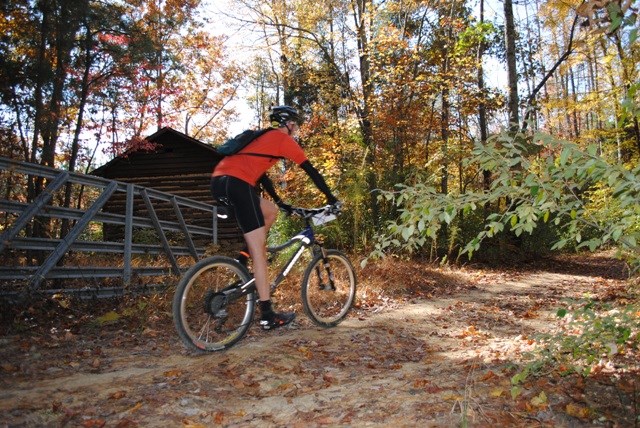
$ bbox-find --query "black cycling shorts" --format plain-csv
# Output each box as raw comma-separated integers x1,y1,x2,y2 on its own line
210,176,264,234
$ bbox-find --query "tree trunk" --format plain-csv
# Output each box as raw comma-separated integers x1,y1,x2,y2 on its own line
62,15,92,237
353,0,379,226
569,67,580,138
477,0,490,190
503,0,519,130
440,88,450,194
612,32,640,156
28,0,52,205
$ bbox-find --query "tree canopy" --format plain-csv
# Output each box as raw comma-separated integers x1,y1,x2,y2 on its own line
0,0,639,264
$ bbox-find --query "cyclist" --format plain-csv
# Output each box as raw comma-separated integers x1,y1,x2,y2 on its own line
210,105,339,330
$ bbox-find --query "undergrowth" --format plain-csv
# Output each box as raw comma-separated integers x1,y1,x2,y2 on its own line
512,281,640,394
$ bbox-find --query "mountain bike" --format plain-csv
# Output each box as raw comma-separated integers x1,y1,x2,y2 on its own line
172,205,356,352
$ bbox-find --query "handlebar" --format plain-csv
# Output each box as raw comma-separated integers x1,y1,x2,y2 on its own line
292,205,341,217
280,202,342,225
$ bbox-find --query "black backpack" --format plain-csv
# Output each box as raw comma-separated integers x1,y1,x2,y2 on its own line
216,129,277,157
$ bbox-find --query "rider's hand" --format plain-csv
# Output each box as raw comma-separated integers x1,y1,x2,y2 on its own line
277,201,293,215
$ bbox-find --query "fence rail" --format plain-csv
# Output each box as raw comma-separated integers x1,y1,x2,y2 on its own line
0,156,220,301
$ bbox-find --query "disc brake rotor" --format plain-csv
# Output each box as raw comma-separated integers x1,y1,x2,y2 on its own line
204,291,227,316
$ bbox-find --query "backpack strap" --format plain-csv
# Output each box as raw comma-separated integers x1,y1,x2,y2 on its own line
234,129,282,159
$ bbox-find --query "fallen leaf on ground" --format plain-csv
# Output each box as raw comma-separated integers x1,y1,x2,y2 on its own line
530,391,547,407
490,388,504,397
109,391,127,400
182,419,207,428
565,403,592,419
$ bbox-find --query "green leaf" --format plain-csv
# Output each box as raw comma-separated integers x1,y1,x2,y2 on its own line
511,386,522,400
557,308,567,318
612,228,622,242
623,235,637,249
401,225,415,241
551,239,567,250
511,366,530,385
559,147,571,165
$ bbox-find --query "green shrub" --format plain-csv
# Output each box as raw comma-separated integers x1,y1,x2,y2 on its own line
366,131,640,271
511,296,640,391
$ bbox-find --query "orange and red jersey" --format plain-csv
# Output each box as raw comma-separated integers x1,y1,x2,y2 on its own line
212,130,307,186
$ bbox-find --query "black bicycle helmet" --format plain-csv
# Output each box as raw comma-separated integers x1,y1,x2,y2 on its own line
269,105,301,126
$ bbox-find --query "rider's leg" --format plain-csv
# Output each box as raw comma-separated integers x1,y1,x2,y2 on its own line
244,225,295,329
237,197,278,266
244,197,294,329
261,197,279,231
243,226,270,301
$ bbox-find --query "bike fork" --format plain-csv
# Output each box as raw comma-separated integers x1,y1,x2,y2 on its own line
315,247,336,291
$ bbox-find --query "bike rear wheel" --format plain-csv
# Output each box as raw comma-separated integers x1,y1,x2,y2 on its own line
172,256,255,352
301,249,356,327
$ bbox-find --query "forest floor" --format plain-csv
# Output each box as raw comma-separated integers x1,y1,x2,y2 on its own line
0,251,638,427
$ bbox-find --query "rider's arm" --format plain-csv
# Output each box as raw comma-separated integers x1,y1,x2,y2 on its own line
257,174,282,203
258,174,293,214
300,160,338,205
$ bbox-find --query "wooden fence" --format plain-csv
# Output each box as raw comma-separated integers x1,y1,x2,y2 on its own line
0,156,221,301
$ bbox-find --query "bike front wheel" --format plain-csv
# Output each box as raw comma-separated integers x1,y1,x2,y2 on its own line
172,256,255,352
301,249,356,327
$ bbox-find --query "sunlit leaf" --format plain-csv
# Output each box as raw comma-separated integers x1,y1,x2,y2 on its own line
530,391,547,407
96,311,120,324
511,386,522,399
490,388,505,397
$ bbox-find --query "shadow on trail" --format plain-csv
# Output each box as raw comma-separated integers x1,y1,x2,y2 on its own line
467,252,630,280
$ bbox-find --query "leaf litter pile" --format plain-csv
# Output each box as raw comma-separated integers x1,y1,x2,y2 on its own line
1,252,638,427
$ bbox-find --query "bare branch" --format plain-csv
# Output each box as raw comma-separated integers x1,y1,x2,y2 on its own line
521,13,581,132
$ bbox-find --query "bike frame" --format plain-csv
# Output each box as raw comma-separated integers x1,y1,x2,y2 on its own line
233,220,326,298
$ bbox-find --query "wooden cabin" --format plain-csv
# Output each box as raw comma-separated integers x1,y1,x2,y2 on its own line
91,127,242,244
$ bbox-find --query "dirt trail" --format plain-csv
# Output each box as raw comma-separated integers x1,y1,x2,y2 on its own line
0,255,636,427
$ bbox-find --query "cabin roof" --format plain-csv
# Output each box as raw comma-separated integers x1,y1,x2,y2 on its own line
91,127,221,177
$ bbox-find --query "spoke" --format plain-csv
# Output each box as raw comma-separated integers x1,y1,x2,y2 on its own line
197,315,213,342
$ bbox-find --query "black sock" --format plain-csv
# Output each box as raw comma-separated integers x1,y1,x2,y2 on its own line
259,300,273,319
